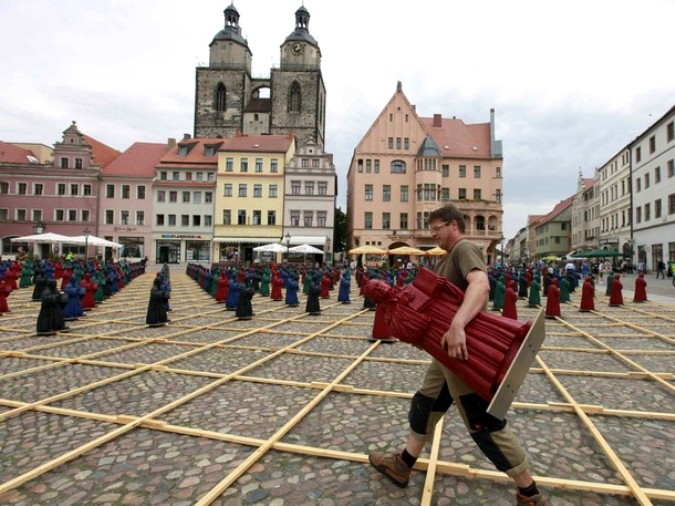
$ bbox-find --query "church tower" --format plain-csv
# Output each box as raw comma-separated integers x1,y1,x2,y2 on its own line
194,3,252,138
270,5,326,148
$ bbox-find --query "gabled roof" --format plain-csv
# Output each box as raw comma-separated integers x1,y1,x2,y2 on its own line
537,196,574,227
0,141,40,164
219,134,293,153
82,134,121,168
103,142,170,178
159,138,226,165
420,116,492,158
582,178,594,188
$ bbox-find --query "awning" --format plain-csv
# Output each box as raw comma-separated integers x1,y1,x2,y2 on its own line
212,237,277,244
289,236,327,246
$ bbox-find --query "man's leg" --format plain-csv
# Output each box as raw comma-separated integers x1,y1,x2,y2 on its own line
369,359,453,487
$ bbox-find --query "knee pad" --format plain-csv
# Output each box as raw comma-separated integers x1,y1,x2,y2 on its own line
409,384,453,435
459,393,506,433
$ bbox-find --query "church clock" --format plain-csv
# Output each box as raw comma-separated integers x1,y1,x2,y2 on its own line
291,42,304,55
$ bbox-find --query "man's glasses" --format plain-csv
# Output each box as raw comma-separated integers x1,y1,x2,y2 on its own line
430,222,449,233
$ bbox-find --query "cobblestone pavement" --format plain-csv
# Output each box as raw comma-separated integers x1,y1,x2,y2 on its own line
0,269,673,505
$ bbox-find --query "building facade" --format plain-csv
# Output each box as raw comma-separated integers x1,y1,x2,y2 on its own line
194,4,326,148
597,146,632,256
632,106,675,269
570,173,599,254
284,141,337,262
533,197,573,259
152,137,220,263
213,134,294,264
347,82,504,262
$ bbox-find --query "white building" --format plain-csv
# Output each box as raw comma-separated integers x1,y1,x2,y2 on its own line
571,172,600,254
597,146,632,257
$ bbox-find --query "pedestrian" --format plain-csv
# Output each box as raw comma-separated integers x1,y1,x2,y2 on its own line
368,204,546,505
656,259,666,279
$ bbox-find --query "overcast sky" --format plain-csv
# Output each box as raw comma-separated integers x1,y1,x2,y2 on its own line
1,0,673,240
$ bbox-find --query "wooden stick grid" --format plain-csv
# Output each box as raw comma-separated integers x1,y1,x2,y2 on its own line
0,273,673,504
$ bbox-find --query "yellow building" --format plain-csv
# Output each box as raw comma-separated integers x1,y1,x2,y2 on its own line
213,133,295,263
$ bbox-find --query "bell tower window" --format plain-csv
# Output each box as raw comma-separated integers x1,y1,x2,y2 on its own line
215,83,226,112
289,82,301,113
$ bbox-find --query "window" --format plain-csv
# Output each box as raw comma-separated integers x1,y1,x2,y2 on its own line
181,215,189,227
669,159,674,178
122,185,130,199
16,209,26,221
136,210,145,225
121,210,129,225
70,184,78,196
0,209,7,221
223,184,232,197
649,135,656,154
269,185,278,198
204,215,212,227
304,181,314,195
255,158,263,173
382,212,391,229
169,191,177,203
383,185,391,201
317,211,327,227
364,212,373,229
205,192,213,203
240,158,248,172
34,183,43,196
365,184,373,201
669,194,675,214
644,173,650,189
238,184,247,197
75,158,83,169
267,210,276,225
636,178,641,192
312,158,320,167
404,138,409,150
106,184,115,198
667,122,674,142
252,210,261,225
253,184,262,197
205,145,216,156
458,188,467,199
237,210,246,225
137,186,145,199
32,209,42,222
496,189,502,204
366,160,371,173
178,145,189,156
215,82,226,111
194,191,202,204
55,209,65,221
18,183,27,195
473,189,482,200
655,166,661,184
473,166,481,178
58,183,66,196
186,171,192,181
226,157,234,172
374,160,380,173
459,165,466,178
182,191,190,203
291,181,301,195
60,157,68,169
644,203,651,221
193,215,201,227
157,191,166,202
635,146,642,163
655,199,662,219
222,210,231,225
172,171,179,181
318,182,327,195
168,214,176,226
388,137,393,149
0,182,8,194
476,216,485,231
289,81,302,112
160,171,167,180
496,166,502,178
400,185,409,202
271,159,278,173
441,188,450,201
105,209,114,224
442,165,449,177
303,210,313,227
196,172,203,181
391,160,406,173
396,137,401,149
302,158,310,168
400,213,408,229
357,159,363,173
156,214,165,226
291,210,300,226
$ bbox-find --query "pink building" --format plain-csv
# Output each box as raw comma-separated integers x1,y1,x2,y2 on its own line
0,122,119,259
100,141,171,261
347,83,504,263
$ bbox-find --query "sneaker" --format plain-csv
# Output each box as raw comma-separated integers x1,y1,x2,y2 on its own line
368,451,410,488
516,492,547,506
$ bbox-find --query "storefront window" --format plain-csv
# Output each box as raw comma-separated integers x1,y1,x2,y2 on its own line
156,241,181,264
186,240,210,262
119,237,144,259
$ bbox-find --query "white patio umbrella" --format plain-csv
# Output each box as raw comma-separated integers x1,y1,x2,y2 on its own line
253,243,287,253
67,235,122,248
10,232,72,243
289,243,324,255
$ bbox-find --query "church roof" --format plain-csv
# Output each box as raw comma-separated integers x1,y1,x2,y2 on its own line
244,98,271,113
103,142,170,178
0,141,40,164
211,3,249,48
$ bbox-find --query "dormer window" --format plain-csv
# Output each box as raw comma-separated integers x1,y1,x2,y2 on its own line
205,145,216,156
178,145,189,156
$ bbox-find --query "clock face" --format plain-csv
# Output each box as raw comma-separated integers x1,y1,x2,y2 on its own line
291,42,304,56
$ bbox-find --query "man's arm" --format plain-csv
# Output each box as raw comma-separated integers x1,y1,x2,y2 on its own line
441,268,490,360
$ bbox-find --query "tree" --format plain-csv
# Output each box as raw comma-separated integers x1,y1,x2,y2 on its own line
333,207,347,256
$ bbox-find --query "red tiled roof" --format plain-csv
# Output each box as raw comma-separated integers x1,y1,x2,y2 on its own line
219,134,293,153
538,196,574,226
582,178,594,188
159,138,226,165
244,98,271,113
83,134,121,168
0,140,39,164
103,142,170,178
420,117,491,158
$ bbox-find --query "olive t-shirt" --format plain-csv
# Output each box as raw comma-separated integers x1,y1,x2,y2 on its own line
434,238,486,292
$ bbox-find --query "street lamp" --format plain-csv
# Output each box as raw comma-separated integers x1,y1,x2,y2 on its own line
284,232,291,263
33,220,46,234
83,227,91,262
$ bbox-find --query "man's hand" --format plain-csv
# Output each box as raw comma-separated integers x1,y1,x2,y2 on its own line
441,322,469,360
